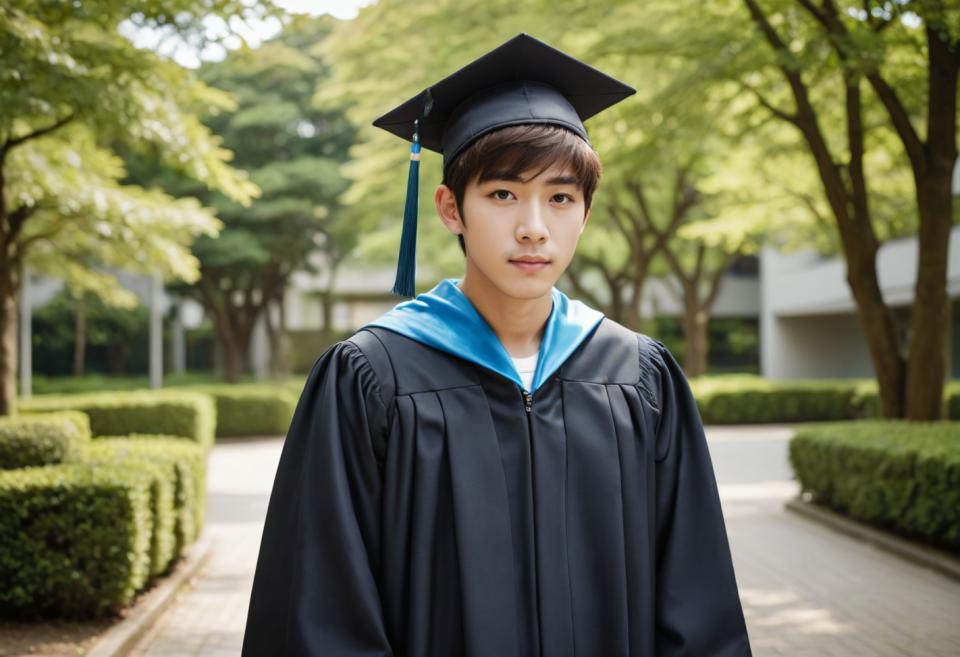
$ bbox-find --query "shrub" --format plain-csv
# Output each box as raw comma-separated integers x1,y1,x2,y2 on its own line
0,463,152,619
690,376,856,424
0,411,91,469
180,384,297,437
18,391,216,448
790,421,960,553
81,443,177,578
92,436,208,555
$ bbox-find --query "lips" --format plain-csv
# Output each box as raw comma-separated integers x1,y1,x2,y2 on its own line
510,257,551,272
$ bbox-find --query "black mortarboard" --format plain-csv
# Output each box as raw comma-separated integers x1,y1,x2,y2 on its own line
373,33,636,297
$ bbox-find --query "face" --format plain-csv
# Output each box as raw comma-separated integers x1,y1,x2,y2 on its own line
435,163,591,301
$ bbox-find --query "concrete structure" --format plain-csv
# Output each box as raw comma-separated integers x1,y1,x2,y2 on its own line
760,226,960,379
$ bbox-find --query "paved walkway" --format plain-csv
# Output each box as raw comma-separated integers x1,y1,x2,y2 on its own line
129,426,960,657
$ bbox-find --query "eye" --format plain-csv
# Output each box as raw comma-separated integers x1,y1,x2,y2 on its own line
552,193,575,204
491,189,515,201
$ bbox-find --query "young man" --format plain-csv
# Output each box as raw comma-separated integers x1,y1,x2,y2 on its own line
242,34,752,657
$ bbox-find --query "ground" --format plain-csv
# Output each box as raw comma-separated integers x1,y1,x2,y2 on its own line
4,426,959,656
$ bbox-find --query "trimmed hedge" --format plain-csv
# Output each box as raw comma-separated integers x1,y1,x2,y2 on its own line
91,436,208,556
0,411,91,469
18,391,216,448
690,376,857,424
179,384,297,438
790,421,960,553
853,380,960,420
687,376,960,424
81,444,177,578
0,462,153,619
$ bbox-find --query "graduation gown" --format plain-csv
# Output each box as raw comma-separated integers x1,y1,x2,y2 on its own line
242,279,752,657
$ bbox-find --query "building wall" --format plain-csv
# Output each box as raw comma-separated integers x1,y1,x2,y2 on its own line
760,225,960,380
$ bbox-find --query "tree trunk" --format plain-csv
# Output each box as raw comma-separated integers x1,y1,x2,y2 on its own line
843,244,906,418
681,299,709,377
903,25,957,420
0,267,17,417
219,326,245,383
73,299,86,377
905,166,954,419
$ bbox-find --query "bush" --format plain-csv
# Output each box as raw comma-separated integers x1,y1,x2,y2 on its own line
0,411,91,469
853,380,960,420
92,436,208,555
81,443,177,578
690,376,857,424
790,421,960,553
18,391,216,448
180,384,297,437
0,463,152,619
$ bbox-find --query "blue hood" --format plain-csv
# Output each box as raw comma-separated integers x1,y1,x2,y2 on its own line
362,278,604,394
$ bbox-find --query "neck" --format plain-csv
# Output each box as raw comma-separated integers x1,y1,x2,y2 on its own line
456,266,553,359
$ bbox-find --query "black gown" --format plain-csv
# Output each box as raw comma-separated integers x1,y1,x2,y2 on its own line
241,318,752,657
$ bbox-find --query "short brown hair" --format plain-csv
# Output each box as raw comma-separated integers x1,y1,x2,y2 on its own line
442,124,602,254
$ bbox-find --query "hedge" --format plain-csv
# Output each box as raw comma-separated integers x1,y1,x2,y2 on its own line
687,376,960,424
91,436,208,556
178,384,297,437
0,411,91,469
81,444,177,578
853,380,960,420
690,376,857,424
790,421,960,553
0,463,152,619
18,391,216,447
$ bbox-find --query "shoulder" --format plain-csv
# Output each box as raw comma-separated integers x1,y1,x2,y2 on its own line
343,327,481,395
564,316,668,387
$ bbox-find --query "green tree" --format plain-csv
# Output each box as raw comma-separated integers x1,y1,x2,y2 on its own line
155,15,356,382
0,1,274,414
690,0,956,418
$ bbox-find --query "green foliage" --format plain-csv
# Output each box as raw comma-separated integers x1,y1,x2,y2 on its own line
31,288,150,376
83,436,207,570
853,380,960,420
142,16,359,378
0,462,153,619
691,376,858,423
689,376,960,423
0,411,91,469
790,421,960,552
18,391,216,447
178,384,297,437
81,444,176,578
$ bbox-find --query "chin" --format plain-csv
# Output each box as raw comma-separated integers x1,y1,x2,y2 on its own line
495,275,555,301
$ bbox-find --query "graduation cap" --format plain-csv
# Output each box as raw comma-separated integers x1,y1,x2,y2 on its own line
373,33,636,297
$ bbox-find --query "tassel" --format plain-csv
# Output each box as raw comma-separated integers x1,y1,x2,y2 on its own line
391,119,421,297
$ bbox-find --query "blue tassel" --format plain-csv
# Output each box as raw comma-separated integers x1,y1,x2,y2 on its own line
391,120,421,298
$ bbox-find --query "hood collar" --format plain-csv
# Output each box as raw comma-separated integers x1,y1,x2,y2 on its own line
362,278,604,393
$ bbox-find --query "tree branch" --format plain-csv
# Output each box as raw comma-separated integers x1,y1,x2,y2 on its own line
0,113,77,163
737,79,801,126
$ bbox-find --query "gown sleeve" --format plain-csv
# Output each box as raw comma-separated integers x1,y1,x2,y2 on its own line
241,340,393,657
648,340,753,657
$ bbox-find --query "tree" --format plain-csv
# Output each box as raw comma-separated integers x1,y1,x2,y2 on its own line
730,0,957,418
149,15,356,382
0,1,273,414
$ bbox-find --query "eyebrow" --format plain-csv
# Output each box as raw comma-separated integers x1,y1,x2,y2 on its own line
483,172,580,186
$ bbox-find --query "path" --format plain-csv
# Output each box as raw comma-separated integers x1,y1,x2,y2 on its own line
128,426,960,657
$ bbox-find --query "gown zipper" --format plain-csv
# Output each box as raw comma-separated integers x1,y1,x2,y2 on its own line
523,389,533,413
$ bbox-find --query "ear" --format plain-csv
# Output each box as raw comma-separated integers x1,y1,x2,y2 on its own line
580,206,592,234
435,184,464,236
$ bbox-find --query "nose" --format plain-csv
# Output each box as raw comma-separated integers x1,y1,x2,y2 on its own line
516,199,549,243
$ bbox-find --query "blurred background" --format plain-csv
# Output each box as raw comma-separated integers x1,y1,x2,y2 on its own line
0,1,957,656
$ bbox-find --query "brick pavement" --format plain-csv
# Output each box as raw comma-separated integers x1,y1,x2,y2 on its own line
128,426,960,657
